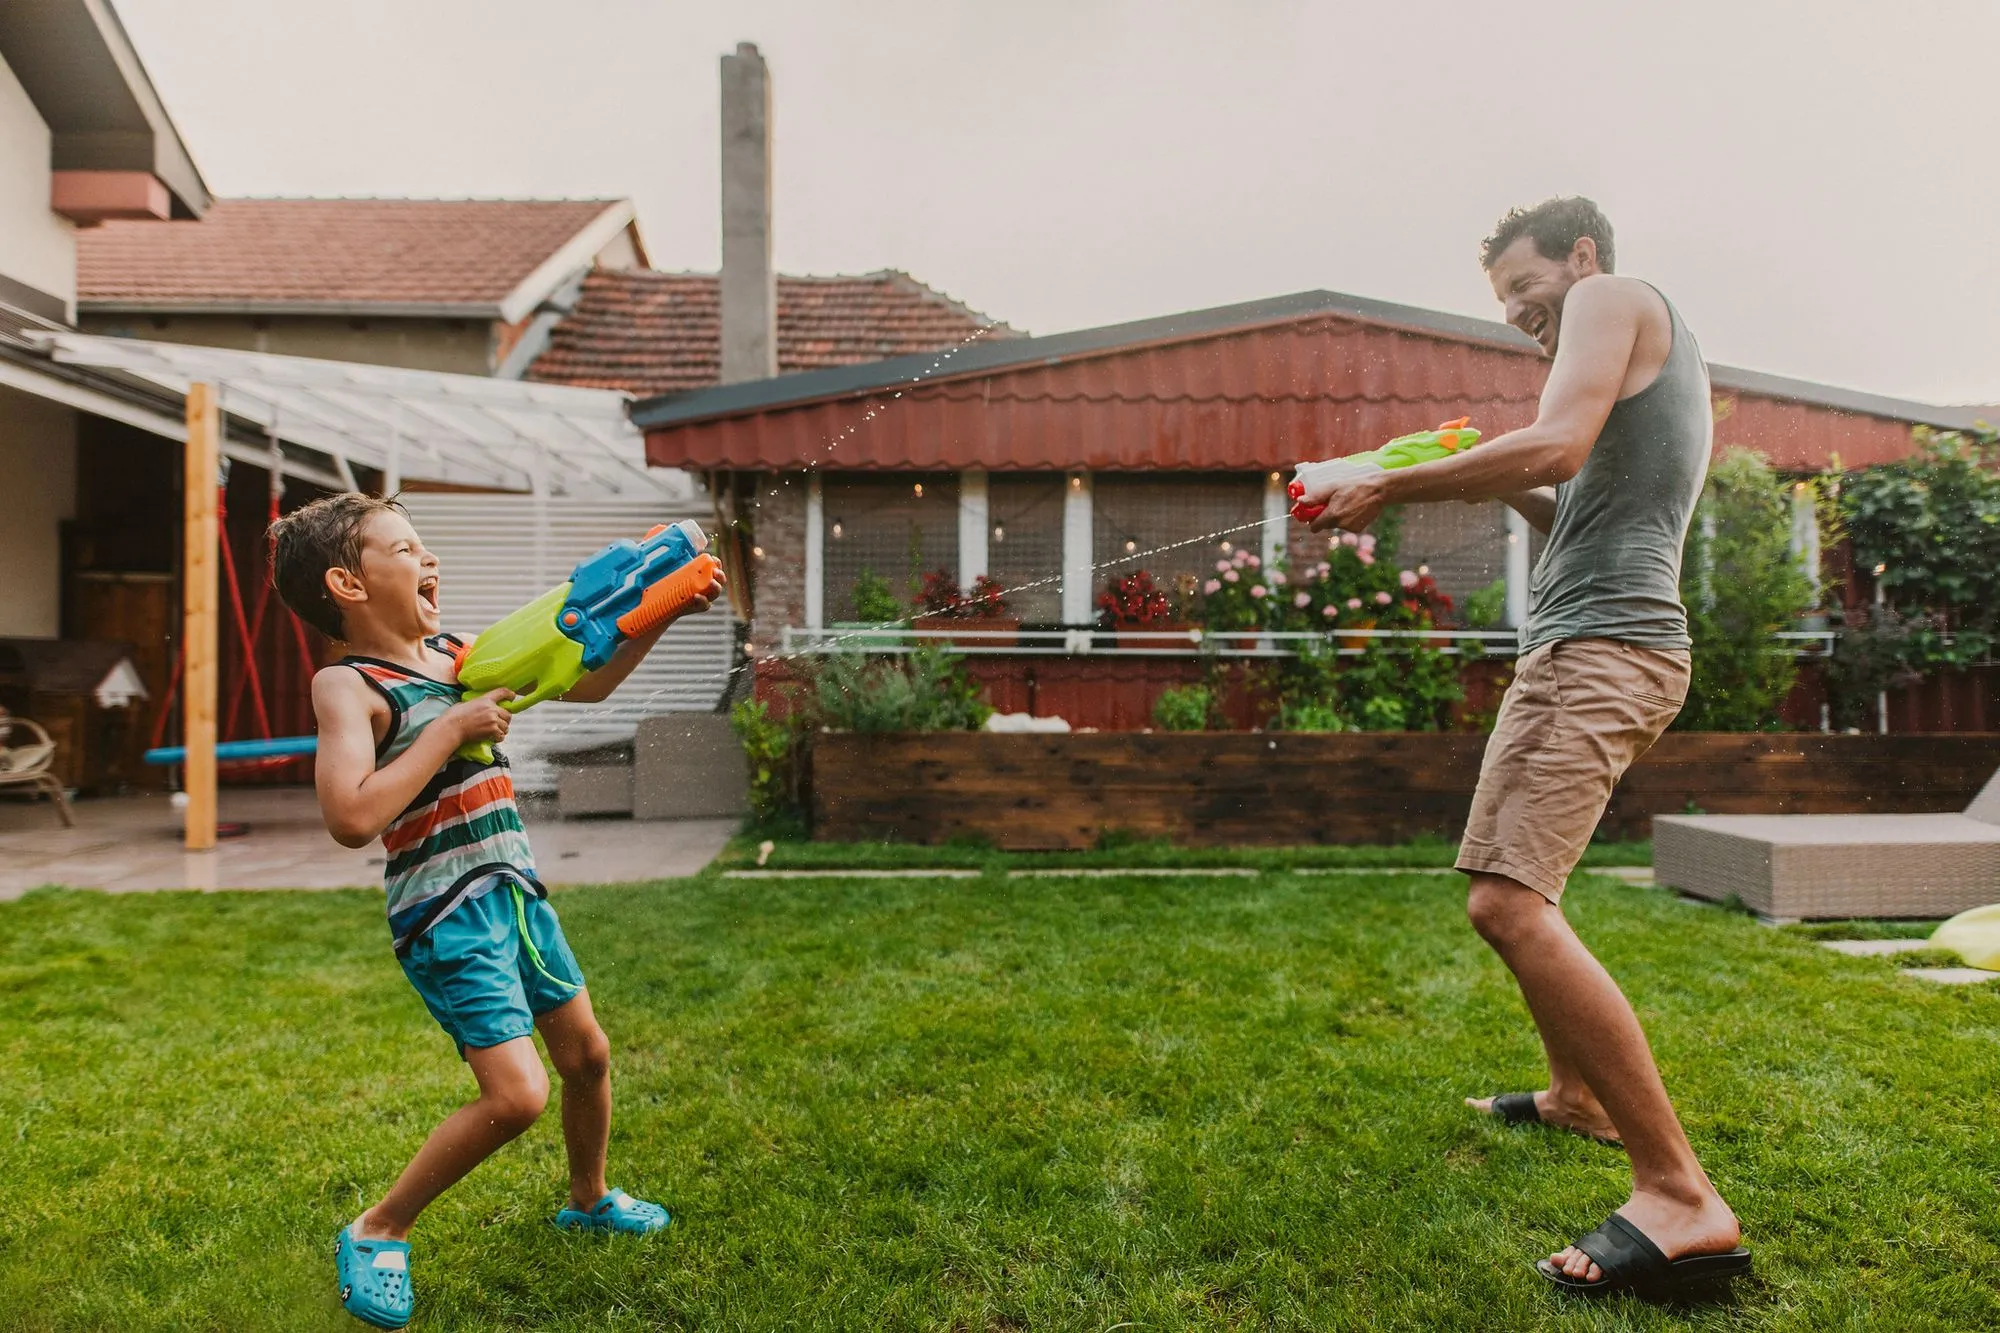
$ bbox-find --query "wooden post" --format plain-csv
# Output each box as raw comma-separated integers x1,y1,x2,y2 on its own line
183,383,220,851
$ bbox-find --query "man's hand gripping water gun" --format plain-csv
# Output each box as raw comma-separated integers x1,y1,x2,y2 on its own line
1288,418,1481,525
449,520,724,764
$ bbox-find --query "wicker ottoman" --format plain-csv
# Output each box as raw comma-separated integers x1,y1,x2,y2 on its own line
1654,811,2000,921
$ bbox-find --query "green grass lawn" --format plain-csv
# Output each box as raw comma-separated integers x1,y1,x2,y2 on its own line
3,866,1996,1331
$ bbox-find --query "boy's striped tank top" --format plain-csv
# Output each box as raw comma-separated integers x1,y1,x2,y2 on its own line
340,634,542,955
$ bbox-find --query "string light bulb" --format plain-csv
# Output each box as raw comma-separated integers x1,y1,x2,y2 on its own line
913,483,924,499
831,520,845,540
752,545,766,559
1124,539,1137,554
992,523,1005,542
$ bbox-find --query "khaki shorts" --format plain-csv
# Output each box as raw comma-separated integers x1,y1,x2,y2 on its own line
1456,638,1690,903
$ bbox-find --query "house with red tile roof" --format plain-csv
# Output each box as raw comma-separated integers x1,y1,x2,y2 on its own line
525,267,1016,397
631,287,1989,717
77,197,646,376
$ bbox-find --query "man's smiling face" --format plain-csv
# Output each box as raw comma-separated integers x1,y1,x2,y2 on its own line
1488,235,1588,358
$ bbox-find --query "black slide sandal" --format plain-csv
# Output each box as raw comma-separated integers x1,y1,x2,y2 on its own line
1537,1214,1752,1298
1488,1092,1542,1126
1477,1092,1623,1147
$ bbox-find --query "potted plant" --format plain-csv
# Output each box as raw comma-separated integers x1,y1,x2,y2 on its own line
830,569,909,643
911,569,1020,647
1099,570,1190,648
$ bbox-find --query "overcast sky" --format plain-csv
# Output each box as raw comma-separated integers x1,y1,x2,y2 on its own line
118,0,1999,405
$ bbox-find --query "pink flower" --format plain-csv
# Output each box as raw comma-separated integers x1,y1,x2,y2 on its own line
1399,569,1418,589
1215,559,1231,573
1231,549,1249,566
1203,578,1221,594
1360,533,1378,552
1316,562,1331,576
1294,592,1312,608
1374,590,1393,605
1223,568,1240,583
1346,597,1363,610
1245,554,1261,569
1322,604,1339,618
1250,585,1268,599
1271,570,1287,586
1340,532,1360,548
1358,551,1375,566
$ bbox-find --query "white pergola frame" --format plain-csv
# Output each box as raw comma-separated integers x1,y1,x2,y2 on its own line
39,333,688,500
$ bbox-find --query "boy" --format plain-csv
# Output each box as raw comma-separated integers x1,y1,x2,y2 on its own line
270,493,724,1329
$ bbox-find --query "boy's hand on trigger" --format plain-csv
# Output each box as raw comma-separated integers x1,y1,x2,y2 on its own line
447,689,516,746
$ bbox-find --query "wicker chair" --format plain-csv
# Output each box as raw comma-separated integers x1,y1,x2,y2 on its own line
1653,768,2000,920
0,716,76,827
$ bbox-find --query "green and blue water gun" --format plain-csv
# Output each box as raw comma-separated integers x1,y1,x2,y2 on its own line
449,520,722,763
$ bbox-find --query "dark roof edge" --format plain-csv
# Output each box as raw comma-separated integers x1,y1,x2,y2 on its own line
632,286,1977,434
1707,363,1987,432
632,289,1536,428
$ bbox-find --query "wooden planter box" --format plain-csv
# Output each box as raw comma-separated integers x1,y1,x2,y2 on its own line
811,731,2000,850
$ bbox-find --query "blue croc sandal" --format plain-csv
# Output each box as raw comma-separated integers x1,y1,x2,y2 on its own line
335,1225,413,1329
555,1189,671,1235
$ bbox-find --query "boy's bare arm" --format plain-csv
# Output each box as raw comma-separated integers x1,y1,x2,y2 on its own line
311,667,514,848
560,567,728,704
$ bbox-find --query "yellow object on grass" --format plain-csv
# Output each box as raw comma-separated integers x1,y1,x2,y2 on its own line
1930,903,2000,972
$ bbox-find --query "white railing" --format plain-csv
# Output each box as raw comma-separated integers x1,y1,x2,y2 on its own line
779,626,1839,659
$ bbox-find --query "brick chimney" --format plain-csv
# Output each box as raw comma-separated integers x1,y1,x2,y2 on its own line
719,42,776,384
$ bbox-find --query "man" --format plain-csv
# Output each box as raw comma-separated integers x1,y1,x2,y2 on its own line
1299,197,1749,1296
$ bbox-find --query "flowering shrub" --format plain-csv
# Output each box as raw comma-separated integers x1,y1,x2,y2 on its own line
918,569,1011,616
1200,517,1468,732
1195,544,1272,631
1099,569,1176,626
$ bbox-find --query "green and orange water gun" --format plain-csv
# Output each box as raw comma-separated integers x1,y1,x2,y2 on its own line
1289,418,1482,523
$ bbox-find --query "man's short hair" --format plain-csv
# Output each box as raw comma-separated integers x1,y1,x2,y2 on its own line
269,492,404,639
1480,196,1615,273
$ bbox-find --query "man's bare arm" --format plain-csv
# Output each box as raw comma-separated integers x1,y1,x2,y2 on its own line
1303,277,1645,532
1499,487,1558,534
312,668,513,847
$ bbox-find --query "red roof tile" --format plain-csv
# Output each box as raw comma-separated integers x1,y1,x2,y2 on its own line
527,268,1017,397
77,198,624,311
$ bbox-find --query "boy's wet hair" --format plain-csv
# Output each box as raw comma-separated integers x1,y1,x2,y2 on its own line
269,492,405,640
1480,196,1616,274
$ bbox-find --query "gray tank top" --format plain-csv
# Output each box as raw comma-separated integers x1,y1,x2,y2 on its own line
1520,285,1711,654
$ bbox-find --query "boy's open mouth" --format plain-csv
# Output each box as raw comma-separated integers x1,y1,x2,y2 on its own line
418,577,440,614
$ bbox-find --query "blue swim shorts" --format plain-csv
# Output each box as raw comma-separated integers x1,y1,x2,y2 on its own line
399,877,585,1056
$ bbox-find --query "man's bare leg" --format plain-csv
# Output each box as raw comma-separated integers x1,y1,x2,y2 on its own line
1466,996,1619,1142
1465,872,1739,1280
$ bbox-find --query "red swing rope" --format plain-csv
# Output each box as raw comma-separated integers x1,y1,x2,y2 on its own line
151,476,320,771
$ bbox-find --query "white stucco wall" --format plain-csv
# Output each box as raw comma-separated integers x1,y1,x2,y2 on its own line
0,52,76,315
0,386,79,637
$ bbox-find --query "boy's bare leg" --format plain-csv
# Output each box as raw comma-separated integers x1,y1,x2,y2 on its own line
1465,872,1740,1279
535,989,613,1210
351,1036,550,1241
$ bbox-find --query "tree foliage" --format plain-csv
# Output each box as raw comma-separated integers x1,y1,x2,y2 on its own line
1676,448,1817,730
